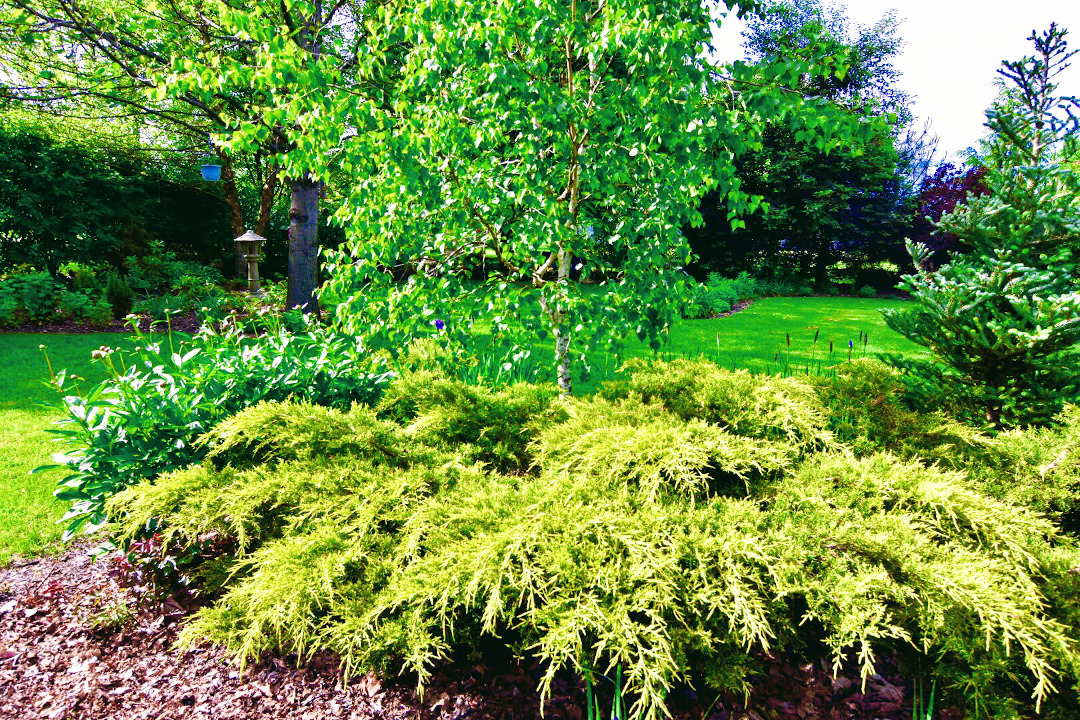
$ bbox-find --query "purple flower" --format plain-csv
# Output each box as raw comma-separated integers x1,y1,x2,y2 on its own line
434,319,445,330
848,340,854,348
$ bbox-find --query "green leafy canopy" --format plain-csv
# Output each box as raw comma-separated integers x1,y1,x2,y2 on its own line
93,0,866,390
314,0,869,391
5,0,871,389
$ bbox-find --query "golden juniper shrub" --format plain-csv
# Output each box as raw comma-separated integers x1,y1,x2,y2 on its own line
810,361,1080,536
534,396,794,499
809,359,988,458
939,405,1080,531
106,393,1080,720
765,453,1077,709
603,358,833,449
378,368,564,472
197,400,411,470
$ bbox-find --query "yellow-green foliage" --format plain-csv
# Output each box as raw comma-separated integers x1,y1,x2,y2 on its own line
534,396,794,499
768,455,1073,682
936,405,1080,531
105,382,1080,720
197,400,411,470
810,361,1080,537
108,400,467,552
810,359,987,459
603,358,832,449
377,368,564,472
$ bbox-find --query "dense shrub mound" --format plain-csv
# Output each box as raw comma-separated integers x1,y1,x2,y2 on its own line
811,359,1080,534
104,361,1080,720
602,358,833,448
376,366,565,473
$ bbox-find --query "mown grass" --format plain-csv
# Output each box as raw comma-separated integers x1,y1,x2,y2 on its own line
512,296,926,392
0,333,112,564
0,296,922,563
662,296,926,374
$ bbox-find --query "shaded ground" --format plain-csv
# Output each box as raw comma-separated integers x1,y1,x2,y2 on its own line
0,544,945,720
0,311,202,336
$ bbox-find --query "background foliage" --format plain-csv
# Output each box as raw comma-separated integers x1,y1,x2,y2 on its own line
0,111,232,273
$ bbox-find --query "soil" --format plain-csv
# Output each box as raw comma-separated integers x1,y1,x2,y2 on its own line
0,312,203,336
712,300,753,319
0,544,950,720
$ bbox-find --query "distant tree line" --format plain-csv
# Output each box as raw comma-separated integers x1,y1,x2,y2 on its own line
684,0,988,292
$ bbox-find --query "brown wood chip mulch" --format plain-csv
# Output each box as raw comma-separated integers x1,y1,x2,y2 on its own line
0,544,947,720
0,312,203,336
3,300,757,338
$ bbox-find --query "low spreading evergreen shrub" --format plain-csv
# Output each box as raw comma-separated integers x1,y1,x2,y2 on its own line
812,360,1080,539
927,405,1080,535
377,366,564,473
102,361,1080,719
602,358,832,449
534,396,794,499
199,400,414,473
809,359,986,459
753,277,800,297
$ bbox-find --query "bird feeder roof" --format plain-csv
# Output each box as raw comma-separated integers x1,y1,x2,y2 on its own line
234,230,266,244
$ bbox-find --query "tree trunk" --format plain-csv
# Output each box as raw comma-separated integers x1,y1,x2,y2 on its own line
813,242,830,290
286,175,320,314
553,248,573,396
284,2,322,314
254,161,280,237
217,152,247,278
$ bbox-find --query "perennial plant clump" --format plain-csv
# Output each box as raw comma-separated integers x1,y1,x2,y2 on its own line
47,317,395,537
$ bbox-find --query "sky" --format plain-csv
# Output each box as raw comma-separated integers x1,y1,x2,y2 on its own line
709,0,1080,163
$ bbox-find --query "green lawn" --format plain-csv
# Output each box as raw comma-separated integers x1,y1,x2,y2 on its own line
0,333,113,563
659,296,926,373
561,295,925,392
0,296,922,563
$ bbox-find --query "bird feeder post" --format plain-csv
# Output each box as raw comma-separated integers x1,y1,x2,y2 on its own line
234,230,266,296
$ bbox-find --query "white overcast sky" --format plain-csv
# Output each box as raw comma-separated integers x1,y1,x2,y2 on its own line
709,0,1080,162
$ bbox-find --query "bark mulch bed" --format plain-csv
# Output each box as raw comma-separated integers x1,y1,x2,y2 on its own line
3,301,755,338
0,312,203,336
0,544,943,720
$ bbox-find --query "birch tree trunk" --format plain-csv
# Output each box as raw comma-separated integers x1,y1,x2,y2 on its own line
553,248,573,396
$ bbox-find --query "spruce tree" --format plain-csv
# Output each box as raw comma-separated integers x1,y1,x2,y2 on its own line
883,24,1080,427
